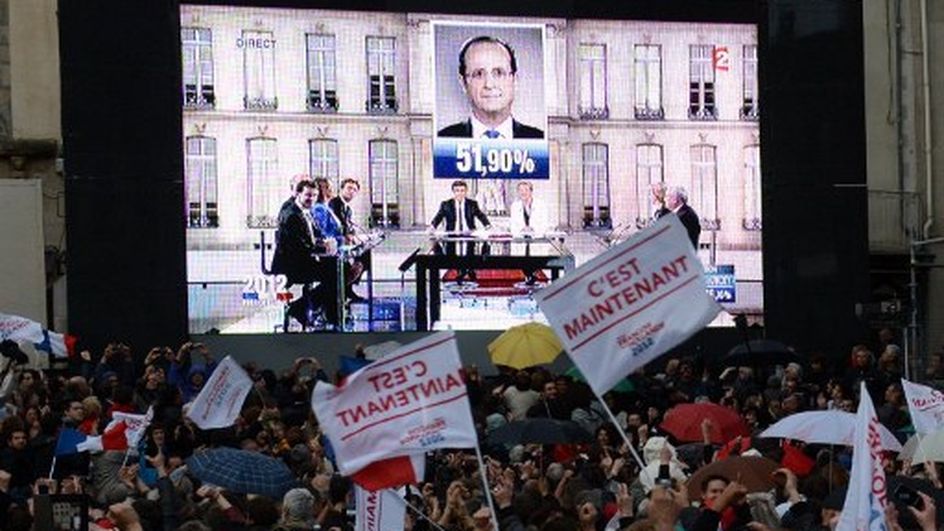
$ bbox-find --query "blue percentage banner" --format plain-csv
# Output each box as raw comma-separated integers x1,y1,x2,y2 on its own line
433,139,549,179
704,264,736,303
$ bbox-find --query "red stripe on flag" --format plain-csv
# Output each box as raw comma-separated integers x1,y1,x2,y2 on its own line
352,455,418,491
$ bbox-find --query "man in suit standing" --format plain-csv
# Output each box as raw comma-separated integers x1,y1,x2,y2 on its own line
430,180,491,281
437,36,544,139
666,186,701,249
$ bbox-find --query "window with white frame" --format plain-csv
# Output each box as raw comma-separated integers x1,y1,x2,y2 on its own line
689,45,716,120
582,143,611,228
741,45,759,120
635,144,664,228
743,144,762,230
306,34,338,112
369,140,399,226
634,45,663,120
242,30,277,110
181,28,215,109
246,138,279,228
366,37,397,113
690,144,720,230
578,44,608,119
309,139,339,186
185,136,218,228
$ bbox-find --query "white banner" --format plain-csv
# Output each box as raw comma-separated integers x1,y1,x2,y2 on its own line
837,382,888,531
536,216,720,394
311,332,477,476
901,378,944,434
355,487,406,531
186,356,253,430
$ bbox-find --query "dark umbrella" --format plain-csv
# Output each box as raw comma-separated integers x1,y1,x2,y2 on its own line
186,447,297,498
723,339,803,367
488,418,594,445
687,456,779,500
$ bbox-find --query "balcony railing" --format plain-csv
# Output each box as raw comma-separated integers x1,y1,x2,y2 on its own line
634,106,665,121
244,96,278,111
578,106,609,120
688,107,717,121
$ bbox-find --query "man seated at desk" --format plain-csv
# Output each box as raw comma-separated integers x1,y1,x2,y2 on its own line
270,179,339,329
429,179,491,281
313,177,365,304
328,178,368,302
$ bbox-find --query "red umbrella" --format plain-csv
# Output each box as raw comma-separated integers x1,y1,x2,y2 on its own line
660,403,749,444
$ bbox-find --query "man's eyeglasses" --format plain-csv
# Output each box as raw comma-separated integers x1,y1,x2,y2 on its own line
465,67,513,82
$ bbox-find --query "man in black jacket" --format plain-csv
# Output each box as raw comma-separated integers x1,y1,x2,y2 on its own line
430,180,491,281
328,178,367,302
271,180,338,327
430,180,492,233
666,186,701,249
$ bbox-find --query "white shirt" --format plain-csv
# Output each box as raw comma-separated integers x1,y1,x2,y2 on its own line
297,200,317,243
471,115,514,140
454,199,466,232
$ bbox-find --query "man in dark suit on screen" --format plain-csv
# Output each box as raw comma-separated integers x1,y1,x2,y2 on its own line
271,179,338,328
437,36,544,140
328,177,367,302
429,180,492,233
666,186,702,249
429,180,492,281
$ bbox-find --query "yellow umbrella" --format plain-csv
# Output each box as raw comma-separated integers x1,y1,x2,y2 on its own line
488,322,563,369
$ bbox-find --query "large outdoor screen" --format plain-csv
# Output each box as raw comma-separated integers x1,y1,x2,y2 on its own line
182,5,762,334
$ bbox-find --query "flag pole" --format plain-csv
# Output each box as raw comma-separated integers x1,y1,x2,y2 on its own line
473,443,499,527
590,388,651,482
48,456,57,480
398,494,449,531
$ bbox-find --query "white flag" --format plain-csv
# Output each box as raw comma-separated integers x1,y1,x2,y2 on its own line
311,332,477,476
837,382,889,531
106,407,154,448
186,356,253,430
901,378,944,434
536,216,720,395
355,487,407,531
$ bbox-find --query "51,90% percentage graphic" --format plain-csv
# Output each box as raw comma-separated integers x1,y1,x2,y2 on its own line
455,143,537,177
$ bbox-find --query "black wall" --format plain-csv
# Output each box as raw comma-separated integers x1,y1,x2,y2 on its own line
61,1,187,352
760,0,870,357
61,0,868,360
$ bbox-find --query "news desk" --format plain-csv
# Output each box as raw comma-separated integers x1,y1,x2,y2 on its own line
415,233,575,330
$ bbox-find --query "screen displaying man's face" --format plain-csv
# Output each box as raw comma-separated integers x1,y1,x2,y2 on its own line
461,41,516,124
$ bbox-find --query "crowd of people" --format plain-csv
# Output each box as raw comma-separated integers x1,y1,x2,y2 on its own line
0,334,943,530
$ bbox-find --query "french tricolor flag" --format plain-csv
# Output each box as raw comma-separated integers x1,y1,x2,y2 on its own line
0,313,76,358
